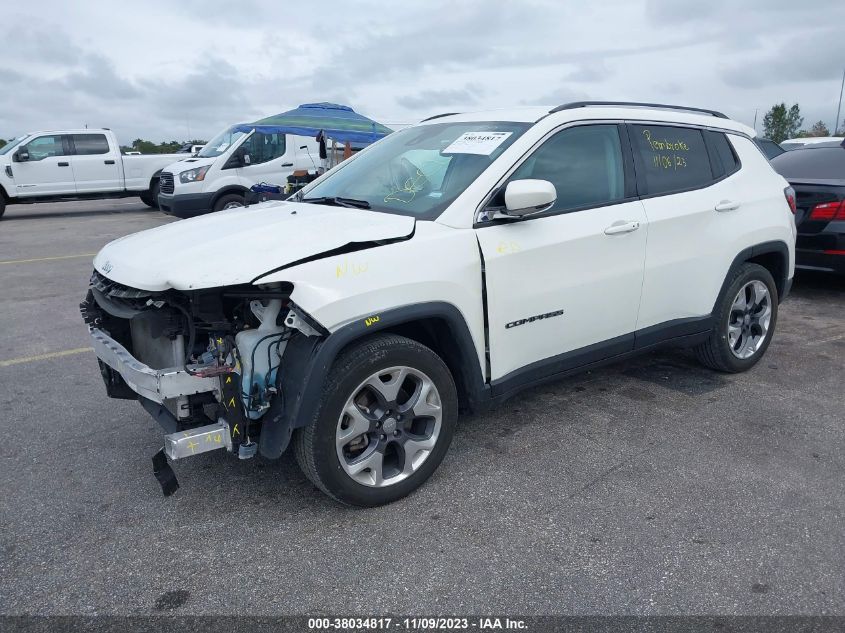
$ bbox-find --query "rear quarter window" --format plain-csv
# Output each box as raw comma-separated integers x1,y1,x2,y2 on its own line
629,124,714,196
72,134,110,155
770,148,845,180
705,131,740,178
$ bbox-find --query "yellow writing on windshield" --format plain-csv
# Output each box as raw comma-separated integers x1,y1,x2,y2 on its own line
384,169,428,204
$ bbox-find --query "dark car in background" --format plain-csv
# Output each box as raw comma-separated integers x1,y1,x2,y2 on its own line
755,137,785,160
771,142,845,275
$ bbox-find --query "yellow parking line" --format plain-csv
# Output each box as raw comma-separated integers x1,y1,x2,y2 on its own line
0,347,93,368
0,253,96,265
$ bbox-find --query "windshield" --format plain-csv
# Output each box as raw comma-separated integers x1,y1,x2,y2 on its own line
0,136,27,156
301,121,530,219
198,126,247,158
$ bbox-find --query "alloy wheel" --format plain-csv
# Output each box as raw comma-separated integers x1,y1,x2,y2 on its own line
727,280,772,359
335,366,443,487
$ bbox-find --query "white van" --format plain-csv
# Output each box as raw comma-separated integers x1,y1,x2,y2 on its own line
157,125,320,217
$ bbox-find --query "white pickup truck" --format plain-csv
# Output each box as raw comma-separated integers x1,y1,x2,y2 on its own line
0,129,184,218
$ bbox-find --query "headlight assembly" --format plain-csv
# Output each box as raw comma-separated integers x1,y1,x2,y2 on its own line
179,165,211,183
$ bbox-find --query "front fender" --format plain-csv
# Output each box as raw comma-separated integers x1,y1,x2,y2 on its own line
255,223,488,458
258,301,488,459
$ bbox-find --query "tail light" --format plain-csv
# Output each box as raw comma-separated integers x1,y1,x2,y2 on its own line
808,199,845,221
783,186,796,214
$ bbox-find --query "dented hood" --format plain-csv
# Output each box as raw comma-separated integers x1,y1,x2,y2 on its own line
93,201,415,291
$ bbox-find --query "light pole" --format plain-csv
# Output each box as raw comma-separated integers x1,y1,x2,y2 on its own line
836,68,845,136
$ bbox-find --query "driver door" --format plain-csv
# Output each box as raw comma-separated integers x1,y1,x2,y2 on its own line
475,123,648,385
238,131,296,185
13,134,76,197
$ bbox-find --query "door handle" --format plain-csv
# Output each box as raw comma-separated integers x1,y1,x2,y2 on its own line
604,220,640,235
281,162,294,167
57,162,69,167
714,199,740,212
104,160,115,165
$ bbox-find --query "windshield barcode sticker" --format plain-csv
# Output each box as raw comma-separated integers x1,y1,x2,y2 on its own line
443,131,513,155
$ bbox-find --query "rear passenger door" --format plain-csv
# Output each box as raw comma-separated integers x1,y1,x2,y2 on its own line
70,133,122,193
628,123,743,331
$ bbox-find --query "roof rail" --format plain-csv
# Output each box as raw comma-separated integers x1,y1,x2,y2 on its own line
420,112,461,122
550,101,728,119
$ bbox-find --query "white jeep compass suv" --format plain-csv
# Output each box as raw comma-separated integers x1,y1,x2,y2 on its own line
82,102,797,505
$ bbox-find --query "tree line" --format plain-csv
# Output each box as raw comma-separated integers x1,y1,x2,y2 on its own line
762,103,844,143
121,138,208,154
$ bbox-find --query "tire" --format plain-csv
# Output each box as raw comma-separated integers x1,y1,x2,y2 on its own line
294,333,458,506
213,193,245,212
0,197,5,219
695,262,778,373
140,179,160,208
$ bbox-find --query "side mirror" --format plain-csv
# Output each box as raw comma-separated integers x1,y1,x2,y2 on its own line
501,179,556,217
223,147,249,169
14,149,29,162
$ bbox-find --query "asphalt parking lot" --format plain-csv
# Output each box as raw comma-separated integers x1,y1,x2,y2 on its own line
1,199,843,616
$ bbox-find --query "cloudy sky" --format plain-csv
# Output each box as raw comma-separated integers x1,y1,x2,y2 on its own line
2,0,844,144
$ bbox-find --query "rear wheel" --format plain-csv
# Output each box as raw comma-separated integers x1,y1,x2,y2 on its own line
695,263,778,372
294,334,458,506
213,193,245,212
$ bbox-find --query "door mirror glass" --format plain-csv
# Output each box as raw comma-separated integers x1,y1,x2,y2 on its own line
503,179,557,216
223,147,246,170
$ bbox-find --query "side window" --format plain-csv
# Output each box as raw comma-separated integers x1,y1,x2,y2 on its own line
630,125,713,195
22,135,67,161
72,134,110,155
705,131,740,178
506,124,626,213
242,132,287,165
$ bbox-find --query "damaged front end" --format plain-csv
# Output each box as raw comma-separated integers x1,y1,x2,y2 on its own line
80,270,324,495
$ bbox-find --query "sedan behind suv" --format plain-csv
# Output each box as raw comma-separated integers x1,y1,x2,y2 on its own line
772,143,845,274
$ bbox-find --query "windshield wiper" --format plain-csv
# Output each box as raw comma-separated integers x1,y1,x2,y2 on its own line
300,196,371,209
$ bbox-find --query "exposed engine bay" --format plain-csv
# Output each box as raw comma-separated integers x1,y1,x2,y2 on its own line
80,270,323,487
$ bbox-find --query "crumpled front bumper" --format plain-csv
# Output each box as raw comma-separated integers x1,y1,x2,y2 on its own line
88,327,220,404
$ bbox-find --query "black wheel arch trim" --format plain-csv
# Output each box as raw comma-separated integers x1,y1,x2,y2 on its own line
212,186,249,206
713,240,791,311
149,169,163,189
258,301,487,459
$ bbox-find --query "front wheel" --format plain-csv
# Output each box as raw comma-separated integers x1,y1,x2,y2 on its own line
213,193,245,212
140,179,160,208
695,262,778,373
294,334,458,506
0,197,6,219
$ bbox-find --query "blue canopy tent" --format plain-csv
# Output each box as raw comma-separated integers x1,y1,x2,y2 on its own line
233,102,392,145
